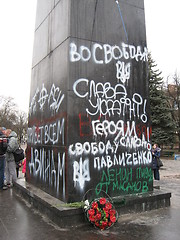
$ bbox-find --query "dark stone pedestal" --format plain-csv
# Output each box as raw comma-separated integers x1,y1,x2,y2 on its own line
27,0,152,203
14,179,171,228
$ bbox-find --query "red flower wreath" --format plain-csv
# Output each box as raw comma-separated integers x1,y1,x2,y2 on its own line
84,197,118,230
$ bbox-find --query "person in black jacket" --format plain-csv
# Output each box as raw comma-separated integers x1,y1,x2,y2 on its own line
0,127,8,191
152,143,161,180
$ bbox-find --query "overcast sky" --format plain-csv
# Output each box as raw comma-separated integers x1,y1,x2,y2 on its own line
0,0,37,113
144,0,180,80
0,0,179,113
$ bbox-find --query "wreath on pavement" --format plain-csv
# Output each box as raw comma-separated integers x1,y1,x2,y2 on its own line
83,190,118,230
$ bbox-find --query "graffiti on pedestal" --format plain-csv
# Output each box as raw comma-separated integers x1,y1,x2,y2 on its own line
29,83,65,116
28,83,66,199
69,39,152,195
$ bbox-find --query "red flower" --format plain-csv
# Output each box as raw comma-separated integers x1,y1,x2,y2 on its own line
101,221,108,228
110,215,117,223
88,209,95,216
95,222,100,227
89,215,95,222
95,212,101,220
100,225,105,230
108,221,112,227
105,202,112,210
99,198,106,205
92,201,98,209
109,209,116,215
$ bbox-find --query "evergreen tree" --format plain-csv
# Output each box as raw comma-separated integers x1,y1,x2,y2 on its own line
148,53,175,147
166,72,180,151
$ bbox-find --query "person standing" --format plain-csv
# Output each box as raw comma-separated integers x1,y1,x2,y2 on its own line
22,158,26,177
16,161,22,178
0,128,8,191
152,143,161,180
5,130,19,187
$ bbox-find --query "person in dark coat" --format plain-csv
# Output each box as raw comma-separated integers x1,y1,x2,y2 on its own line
0,128,8,191
152,143,161,180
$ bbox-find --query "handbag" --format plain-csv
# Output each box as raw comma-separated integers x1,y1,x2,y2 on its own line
13,147,24,163
157,158,163,168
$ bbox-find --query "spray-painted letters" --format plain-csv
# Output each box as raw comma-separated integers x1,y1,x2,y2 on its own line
29,147,66,199
29,83,65,116
28,118,65,146
69,39,151,194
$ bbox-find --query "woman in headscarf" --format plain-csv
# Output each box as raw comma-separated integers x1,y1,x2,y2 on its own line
5,130,18,187
152,143,161,180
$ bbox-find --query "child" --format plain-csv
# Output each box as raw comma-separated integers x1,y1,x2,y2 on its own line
22,158,26,177
16,162,21,178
